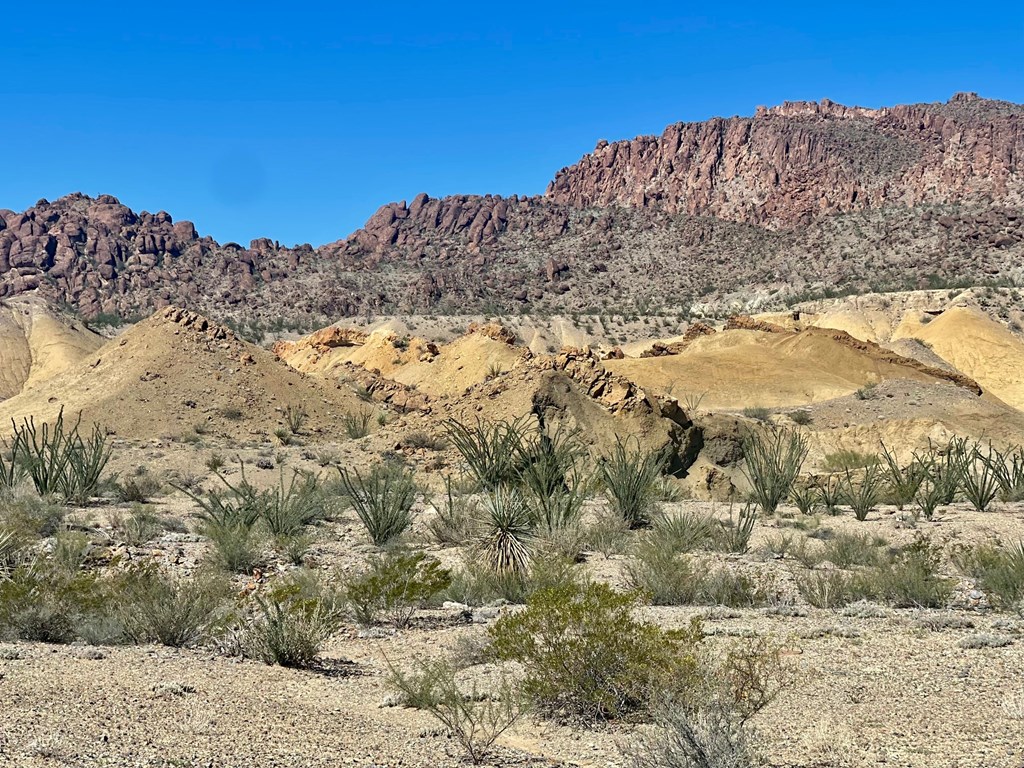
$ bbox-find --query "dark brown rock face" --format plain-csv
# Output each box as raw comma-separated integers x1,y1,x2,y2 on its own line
3,95,1024,323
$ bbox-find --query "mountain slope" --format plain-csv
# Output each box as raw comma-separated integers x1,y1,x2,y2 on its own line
2,94,1023,323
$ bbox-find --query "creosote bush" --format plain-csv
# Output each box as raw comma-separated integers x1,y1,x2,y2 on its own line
346,550,452,627
388,659,524,765
489,581,701,722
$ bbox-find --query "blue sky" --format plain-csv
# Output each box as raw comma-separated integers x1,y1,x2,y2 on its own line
2,2,1022,246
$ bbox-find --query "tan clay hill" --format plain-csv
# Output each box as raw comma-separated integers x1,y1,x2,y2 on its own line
274,322,530,399
605,320,982,411
800,300,1024,412
0,306,367,441
0,294,103,400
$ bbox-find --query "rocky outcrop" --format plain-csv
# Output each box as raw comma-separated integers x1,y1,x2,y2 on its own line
546,93,1024,229
3,96,1024,322
724,316,790,333
272,325,367,361
466,322,517,344
807,327,984,396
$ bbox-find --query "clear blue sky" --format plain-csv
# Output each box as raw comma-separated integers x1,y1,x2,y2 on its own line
2,2,1022,246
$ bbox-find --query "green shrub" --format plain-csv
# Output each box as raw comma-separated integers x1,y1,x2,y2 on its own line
388,659,524,764
115,470,164,503
821,531,887,568
960,445,1000,512
0,494,66,540
257,470,323,538
954,540,1024,609
240,581,345,668
584,509,631,559
114,506,163,546
338,464,417,546
822,450,879,473
741,406,770,422
990,445,1024,501
789,410,812,426
400,431,446,451
854,382,878,400
879,443,924,510
285,404,308,435
655,511,716,553
788,484,820,515
346,551,452,627
202,520,263,573
795,569,870,609
865,539,953,608
816,474,843,514
488,581,700,722
742,429,807,515
118,566,227,647
342,408,373,439
600,438,666,529
427,476,478,544
712,504,757,555
219,406,243,421
625,704,756,768
0,560,116,643
624,539,704,605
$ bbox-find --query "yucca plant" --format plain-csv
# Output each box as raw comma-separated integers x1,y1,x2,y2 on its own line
445,417,531,491
742,428,808,515
841,465,884,521
479,487,534,577
879,442,924,510
338,464,417,546
961,444,1001,513
599,437,666,529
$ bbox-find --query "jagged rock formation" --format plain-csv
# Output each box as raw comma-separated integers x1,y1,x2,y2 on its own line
547,93,1024,227
3,94,1024,322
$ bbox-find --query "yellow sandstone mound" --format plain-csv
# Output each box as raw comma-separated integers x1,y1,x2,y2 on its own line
890,306,1024,411
0,294,104,400
605,324,979,411
0,306,366,440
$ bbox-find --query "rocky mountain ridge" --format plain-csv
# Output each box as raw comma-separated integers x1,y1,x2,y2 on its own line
2,94,1023,323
